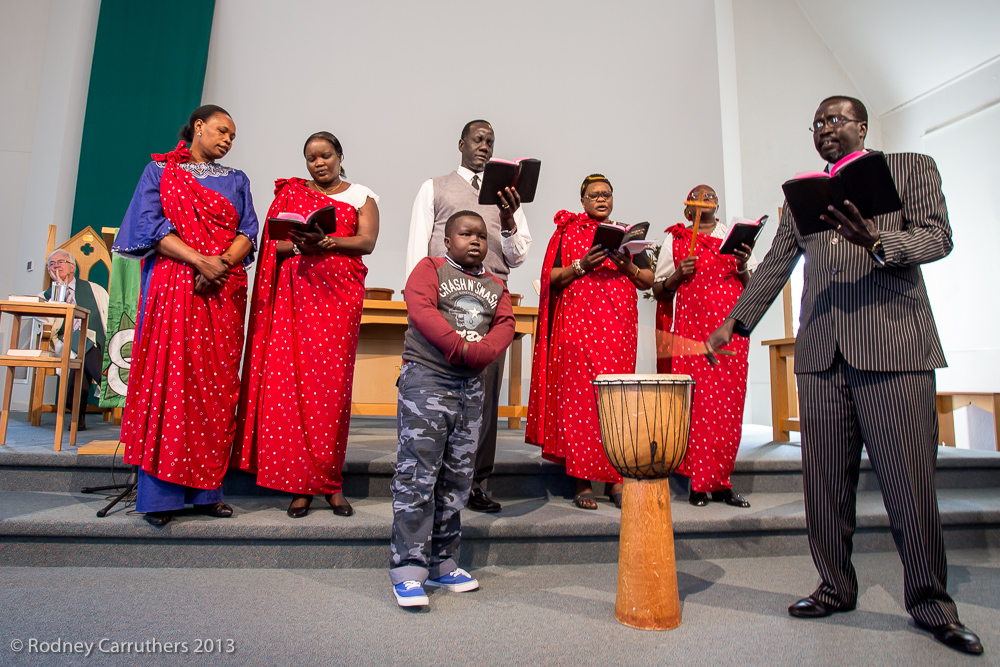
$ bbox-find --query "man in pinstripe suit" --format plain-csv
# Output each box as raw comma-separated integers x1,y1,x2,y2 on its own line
707,96,982,655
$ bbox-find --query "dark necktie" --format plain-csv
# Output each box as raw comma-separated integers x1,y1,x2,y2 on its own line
471,175,480,191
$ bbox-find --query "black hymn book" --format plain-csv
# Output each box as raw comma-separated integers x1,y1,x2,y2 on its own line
477,158,542,206
266,205,338,242
592,221,651,254
781,151,903,236
719,215,768,256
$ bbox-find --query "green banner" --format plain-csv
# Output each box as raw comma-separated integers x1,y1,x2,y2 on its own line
99,249,141,409
70,0,216,290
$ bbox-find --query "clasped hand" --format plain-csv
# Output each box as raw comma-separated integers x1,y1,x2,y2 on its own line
194,255,231,295
821,200,879,247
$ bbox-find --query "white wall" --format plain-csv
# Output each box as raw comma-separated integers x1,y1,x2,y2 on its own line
921,103,1000,392
0,0,99,408
202,0,729,389
730,0,880,425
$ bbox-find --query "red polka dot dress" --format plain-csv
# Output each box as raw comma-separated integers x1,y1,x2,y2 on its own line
666,224,750,493
233,178,370,495
121,142,254,492
526,211,639,485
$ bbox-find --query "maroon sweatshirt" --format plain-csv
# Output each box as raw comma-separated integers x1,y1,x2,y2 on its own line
403,257,516,378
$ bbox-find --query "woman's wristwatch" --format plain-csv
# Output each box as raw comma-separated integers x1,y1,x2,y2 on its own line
292,244,302,256
572,259,586,276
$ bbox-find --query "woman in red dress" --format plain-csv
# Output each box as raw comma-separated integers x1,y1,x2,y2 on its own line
526,175,655,509
115,105,258,526
234,132,380,518
652,184,756,508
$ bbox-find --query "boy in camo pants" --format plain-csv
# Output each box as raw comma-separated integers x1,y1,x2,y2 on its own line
390,211,516,608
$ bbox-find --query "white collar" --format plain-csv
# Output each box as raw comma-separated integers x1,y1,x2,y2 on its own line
456,165,483,184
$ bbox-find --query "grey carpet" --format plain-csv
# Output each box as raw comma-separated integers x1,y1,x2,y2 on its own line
0,550,996,666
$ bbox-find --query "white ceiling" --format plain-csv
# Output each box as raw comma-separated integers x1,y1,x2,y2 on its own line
795,0,1000,117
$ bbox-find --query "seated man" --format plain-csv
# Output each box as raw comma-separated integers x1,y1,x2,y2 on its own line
36,249,109,430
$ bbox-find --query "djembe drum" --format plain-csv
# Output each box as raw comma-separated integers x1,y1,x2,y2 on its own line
593,373,694,631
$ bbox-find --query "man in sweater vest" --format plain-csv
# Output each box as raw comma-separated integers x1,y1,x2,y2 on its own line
405,120,533,512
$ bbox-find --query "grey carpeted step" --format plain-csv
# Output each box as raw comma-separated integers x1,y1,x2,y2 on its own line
3,441,999,497
1,488,997,569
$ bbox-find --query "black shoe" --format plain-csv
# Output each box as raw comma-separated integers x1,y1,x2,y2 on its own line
788,596,856,618
689,491,709,507
325,494,355,517
195,502,233,518
287,495,312,519
916,621,984,655
467,488,501,513
144,511,172,527
712,489,751,508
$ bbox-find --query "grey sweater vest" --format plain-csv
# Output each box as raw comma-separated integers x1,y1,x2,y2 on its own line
429,172,508,281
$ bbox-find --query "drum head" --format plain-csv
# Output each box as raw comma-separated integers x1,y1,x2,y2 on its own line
593,373,693,384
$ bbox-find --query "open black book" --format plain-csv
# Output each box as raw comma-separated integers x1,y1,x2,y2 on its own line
720,215,768,255
266,205,337,242
592,221,651,255
781,151,902,236
477,158,541,206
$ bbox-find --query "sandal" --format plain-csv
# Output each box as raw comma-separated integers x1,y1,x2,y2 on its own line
605,483,623,509
573,491,598,510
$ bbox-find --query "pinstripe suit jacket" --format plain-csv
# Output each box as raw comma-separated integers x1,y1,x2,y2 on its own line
728,152,952,374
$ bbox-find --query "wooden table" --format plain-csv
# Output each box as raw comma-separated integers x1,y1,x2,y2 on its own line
351,299,539,428
0,300,90,450
937,392,1000,450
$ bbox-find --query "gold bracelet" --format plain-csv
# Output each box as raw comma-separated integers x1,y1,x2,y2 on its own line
632,265,640,278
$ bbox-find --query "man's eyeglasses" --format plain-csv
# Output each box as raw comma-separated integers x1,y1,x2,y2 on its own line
584,192,613,202
47,260,73,269
810,115,864,133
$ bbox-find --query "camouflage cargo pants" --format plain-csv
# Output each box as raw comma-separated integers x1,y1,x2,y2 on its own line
389,362,484,585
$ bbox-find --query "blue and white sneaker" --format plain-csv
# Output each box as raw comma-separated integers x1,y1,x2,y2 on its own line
425,568,479,592
393,580,429,607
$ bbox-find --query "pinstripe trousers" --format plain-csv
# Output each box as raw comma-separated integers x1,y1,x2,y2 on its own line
797,351,958,627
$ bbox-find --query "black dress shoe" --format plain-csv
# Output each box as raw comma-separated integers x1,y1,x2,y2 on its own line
917,621,984,655
467,488,501,513
195,502,233,518
325,495,355,517
144,512,172,527
712,489,751,508
689,491,709,507
788,596,856,618
287,495,312,519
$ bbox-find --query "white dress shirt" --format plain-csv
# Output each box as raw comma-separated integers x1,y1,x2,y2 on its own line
405,165,532,278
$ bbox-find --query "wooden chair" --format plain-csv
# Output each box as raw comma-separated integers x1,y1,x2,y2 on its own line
28,225,119,426
1,301,90,450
